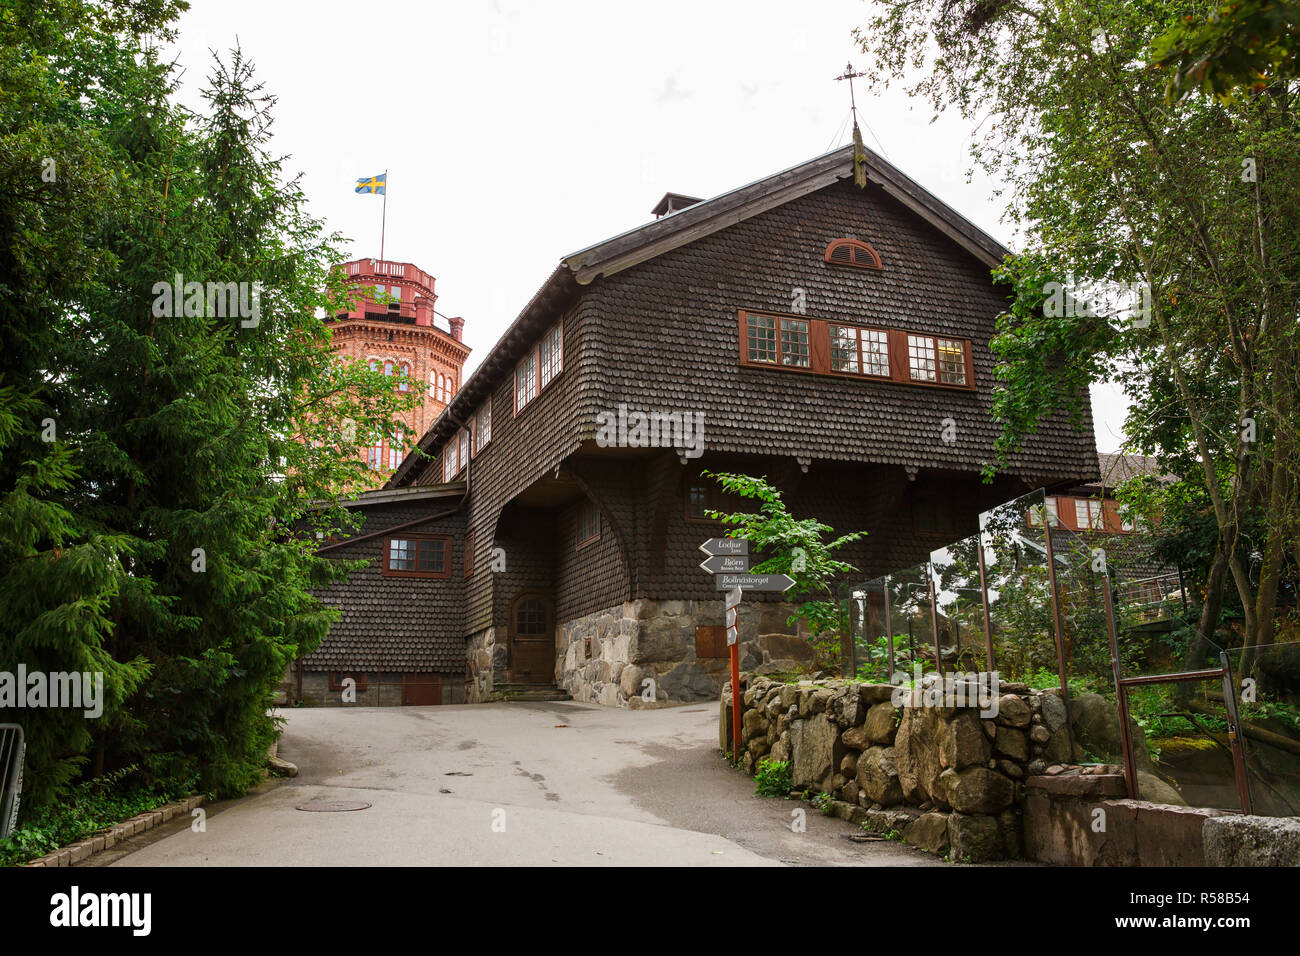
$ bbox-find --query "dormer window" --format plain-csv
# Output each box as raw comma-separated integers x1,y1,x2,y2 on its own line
824,238,883,270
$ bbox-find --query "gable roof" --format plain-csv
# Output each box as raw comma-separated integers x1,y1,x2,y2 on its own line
390,143,1013,488
564,144,1008,284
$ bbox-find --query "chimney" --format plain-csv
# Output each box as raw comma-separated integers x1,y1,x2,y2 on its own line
449,316,465,342
651,192,703,218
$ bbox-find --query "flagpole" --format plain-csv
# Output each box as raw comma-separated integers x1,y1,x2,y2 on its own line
379,169,388,262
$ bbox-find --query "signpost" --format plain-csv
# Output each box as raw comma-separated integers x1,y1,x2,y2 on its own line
700,538,799,764
724,585,743,765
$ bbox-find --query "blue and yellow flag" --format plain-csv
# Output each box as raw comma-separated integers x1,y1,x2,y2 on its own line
355,173,386,195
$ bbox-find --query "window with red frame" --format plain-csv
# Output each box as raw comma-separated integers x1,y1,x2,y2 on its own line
383,535,451,578
738,311,973,390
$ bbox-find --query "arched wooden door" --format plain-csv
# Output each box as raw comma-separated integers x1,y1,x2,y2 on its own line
508,593,555,684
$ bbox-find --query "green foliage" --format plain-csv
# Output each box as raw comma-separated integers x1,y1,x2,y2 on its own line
1150,0,1300,102
811,791,835,816
0,0,419,822
0,765,196,866
704,471,866,671
753,757,793,797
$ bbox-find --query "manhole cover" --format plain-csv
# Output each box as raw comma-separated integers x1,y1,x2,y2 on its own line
295,800,371,812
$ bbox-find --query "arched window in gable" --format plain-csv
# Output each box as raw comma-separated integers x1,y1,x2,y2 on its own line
824,238,883,270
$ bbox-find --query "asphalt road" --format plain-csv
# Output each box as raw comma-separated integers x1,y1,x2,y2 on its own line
105,701,946,867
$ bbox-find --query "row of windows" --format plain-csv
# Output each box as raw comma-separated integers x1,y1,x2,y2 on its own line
1027,496,1139,533
516,322,563,414
737,311,973,388
442,400,493,481
366,356,458,404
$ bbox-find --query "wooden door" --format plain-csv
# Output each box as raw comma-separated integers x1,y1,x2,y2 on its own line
402,673,442,705
509,594,554,684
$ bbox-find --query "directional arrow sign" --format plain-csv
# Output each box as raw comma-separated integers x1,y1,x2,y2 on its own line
716,573,796,592
699,537,749,557
700,554,749,574
724,587,742,646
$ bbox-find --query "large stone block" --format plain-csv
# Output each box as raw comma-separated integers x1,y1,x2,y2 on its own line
856,746,904,806
904,812,950,855
862,701,897,744
895,707,948,804
789,714,839,791
1203,815,1300,867
940,766,1015,814
939,713,991,770
659,661,718,702
948,813,1004,862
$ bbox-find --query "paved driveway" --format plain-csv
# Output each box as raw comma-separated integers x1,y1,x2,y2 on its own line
106,701,946,867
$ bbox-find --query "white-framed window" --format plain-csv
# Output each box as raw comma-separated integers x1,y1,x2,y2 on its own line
443,438,458,482
458,428,469,468
368,437,383,471
515,351,537,412
1028,496,1060,528
398,362,410,392
539,324,563,388
388,428,402,470
1075,498,1103,530
474,401,492,453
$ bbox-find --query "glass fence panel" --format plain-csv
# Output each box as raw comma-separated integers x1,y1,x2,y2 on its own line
1127,676,1247,812
885,562,935,680
850,577,894,684
980,489,1060,688
1223,642,1300,816
929,533,990,674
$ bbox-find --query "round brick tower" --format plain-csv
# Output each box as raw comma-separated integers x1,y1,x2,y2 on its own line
328,257,470,480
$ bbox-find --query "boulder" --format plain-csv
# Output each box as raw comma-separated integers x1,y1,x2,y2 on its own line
659,661,717,701
841,725,871,750
948,813,1003,862
789,714,839,790
862,702,897,744
1039,691,1068,733
1135,770,1186,806
839,752,858,777
631,616,693,663
993,726,1028,762
1042,727,1073,764
995,695,1032,728
619,663,645,699
856,746,904,806
834,690,865,728
895,707,948,804
769,737,790,765
857,683,896,705
1029,724,1051,744
904,812,951,854
939,713,991,770
940,766,1015,814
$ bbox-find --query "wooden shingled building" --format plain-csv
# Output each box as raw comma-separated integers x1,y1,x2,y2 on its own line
292,143,1101,707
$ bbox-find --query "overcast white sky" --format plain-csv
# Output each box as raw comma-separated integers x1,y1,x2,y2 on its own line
167,0,1129,453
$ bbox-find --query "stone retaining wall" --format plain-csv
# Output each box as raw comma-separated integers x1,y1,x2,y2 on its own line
722,672,1123,862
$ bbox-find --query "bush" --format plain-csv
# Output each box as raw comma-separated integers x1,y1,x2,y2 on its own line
753,758,793,797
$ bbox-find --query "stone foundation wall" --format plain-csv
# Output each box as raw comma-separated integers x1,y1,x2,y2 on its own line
466,627,503,703
557,599,814,707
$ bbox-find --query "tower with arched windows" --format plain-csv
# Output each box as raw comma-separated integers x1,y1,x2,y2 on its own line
327,257,470,481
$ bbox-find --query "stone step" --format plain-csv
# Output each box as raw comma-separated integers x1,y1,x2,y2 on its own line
490,684,572,702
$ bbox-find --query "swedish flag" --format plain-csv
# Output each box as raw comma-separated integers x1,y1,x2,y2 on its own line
355,173,386,195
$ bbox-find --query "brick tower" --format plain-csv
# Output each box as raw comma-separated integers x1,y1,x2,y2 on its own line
328,257,470,479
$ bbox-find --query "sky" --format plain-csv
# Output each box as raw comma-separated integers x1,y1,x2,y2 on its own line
165,0,1130,453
